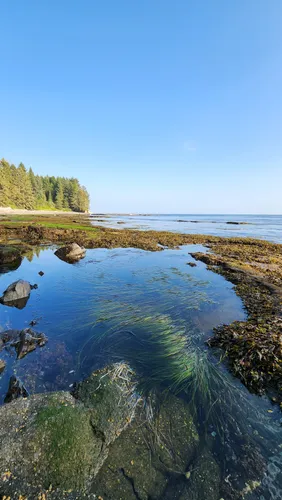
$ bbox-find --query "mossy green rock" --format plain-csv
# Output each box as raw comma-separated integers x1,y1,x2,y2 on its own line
0,363,138,497
91,393,199,500
0,393,100,496
72,363,139,445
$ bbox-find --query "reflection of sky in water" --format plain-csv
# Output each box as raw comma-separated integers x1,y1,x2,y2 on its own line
91,213,282,243
0,245,281,497
0,244,245,397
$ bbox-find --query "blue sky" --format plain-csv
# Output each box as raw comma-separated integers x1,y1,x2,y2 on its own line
1,1,281,213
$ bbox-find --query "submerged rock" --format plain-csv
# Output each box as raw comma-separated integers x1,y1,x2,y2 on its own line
4,375,29,403
187,262,197,267
0,328,47,359
179,450,220,500
0,359,6,374
55,242,86,263
92,392,199,500
14,328,47,359
0,279,31,308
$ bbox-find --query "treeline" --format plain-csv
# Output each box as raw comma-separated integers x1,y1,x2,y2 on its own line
0,159,90,212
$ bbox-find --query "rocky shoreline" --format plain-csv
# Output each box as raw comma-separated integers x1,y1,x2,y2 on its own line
0,214,281,497
1,215,282,402
0,362,266,499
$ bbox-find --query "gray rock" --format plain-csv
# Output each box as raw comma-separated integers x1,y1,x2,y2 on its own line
1,279,31,305
55,243,86,262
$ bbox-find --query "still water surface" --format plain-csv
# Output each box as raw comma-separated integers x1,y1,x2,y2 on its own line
0,246,281,498
91,214,282,243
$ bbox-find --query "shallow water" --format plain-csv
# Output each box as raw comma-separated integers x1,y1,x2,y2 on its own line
91,213,282,243
0,246,281,498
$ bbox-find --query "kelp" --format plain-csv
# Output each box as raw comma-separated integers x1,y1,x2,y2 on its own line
210,318,282,402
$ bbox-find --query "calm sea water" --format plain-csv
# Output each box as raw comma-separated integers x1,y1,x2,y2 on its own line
0,246,281,497
91,214,282,243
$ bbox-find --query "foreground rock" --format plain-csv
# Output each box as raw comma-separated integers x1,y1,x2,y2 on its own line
0,359,6,373
0,363,139,497
0,363,204,499
0,279,32,308
55,242,86,262
91,392,199,500
0,328,47,359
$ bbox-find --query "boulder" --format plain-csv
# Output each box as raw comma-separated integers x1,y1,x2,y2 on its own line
72,363,140,446
14,328,47,359
91,392,199,500
0,279,31,308
0,359,6,374
0,328,47,359
55,243,86,263
0,363,139,497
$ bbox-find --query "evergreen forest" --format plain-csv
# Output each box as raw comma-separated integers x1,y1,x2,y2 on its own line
0,158,90,212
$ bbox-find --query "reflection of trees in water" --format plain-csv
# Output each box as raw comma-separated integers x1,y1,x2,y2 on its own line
24,245,45,262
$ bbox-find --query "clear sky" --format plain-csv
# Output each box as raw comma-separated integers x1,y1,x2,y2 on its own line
1,1,281,213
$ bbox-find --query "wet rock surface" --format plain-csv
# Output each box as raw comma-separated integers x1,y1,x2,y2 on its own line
72,363,140,446
4,375,29,403
179,450,220,500
187,262,197,267
0,279,32,308
0,363,140,497
0,328,47,359
91,392,199,500
55,242,86,262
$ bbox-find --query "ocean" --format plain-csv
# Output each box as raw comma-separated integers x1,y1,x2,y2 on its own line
91,213,282,243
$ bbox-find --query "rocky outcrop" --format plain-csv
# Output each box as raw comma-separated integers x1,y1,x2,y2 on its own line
0,363,202,499
55,242,86,262
0,279,31,308
0,328,47,359
91,392,199,500
0,363,139,497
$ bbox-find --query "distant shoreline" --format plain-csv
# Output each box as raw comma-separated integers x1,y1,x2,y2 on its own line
0,207,87,215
